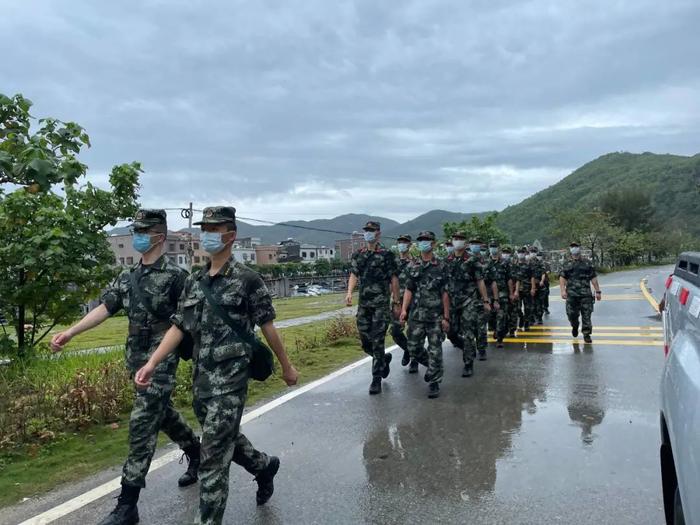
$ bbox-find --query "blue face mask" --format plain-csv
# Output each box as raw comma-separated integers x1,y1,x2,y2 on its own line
417,240,433,253
446,246,455,255
489,247,498,256
132,233,155,254
201,231,227,254
502,253,511,262
570,247,581,256
470,244,481,255
397,242,409,253
363,231,376,243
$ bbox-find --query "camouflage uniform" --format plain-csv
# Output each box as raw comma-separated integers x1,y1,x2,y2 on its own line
541,259,551,314
102,255,198,490
445,251,471,351
560,257,597,335
529,255,546,324
450,254,484,366
405,256,448,383
512,258,535,329
485,256,511,340
391,253,414,353
350,244,398,378
476,253,489,354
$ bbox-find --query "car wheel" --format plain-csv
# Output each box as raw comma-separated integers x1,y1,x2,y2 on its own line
674,487,685,525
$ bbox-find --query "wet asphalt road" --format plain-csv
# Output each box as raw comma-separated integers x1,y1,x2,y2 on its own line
6,266,673,525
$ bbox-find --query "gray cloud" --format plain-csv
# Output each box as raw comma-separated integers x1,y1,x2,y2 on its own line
2,0,699,229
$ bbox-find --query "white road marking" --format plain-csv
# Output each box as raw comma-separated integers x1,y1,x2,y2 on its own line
18,348,397,525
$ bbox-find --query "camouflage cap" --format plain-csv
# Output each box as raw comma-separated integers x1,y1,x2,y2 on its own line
194,206,237,225
445,240,453,246
452,231,467,239
416,230,436,241
518,246,528,253
397,234,412,242
570,241,580,247
131,209,167,230
469,237,482,244
529,245,539,253
488,238,499,247
502,246,513,253
363,220,381,231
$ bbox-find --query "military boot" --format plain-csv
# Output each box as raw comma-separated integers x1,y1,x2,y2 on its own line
572,325,579,337
255,456,280,505
583,334,592,344
369,377,382,395
178,441,200,487
478,350,487,361
428,382,440,399
496,338,504,348
462,362,473,377
401,349,410,366
98,486,140,525
381,353,392,379
408,360,419,374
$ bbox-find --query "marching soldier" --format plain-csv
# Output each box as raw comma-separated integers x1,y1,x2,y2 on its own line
559,242,602,343
529,246,547,325
400,231,450,398
485,240,513,347
392,234,415,368
346,221,401,395
135,206,299,525
501,246,519,338
445,232,469,360
512,246,537,332
51,209,200,525
472,239,490,360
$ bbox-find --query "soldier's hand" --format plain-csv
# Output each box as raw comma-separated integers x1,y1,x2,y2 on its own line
484,301,492,313
134,364,155,390
493,301,500,311
561,291,568,300
595,290,602,302
530,289,537,298
399,310,408,324
441,319,450,332
50,330,73,352
282,364,299,386
513,292,520,301
345,293,353,307
392,305,401,319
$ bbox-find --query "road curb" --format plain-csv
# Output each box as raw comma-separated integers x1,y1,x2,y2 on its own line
640,277,660,313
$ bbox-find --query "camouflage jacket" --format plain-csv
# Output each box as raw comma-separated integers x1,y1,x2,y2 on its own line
172,259,276,399
530,259,547,286
485,257,511,299
102,256,187,374
447,252,483,308
350,245,398,308
560,257,596,298
405,256,448,322
396,254,415,296
512,260,534,292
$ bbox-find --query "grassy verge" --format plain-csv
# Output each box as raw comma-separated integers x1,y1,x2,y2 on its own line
0,315,365,508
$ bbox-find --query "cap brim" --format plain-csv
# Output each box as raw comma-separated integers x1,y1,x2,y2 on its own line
131,220,159,229
193,219,233,225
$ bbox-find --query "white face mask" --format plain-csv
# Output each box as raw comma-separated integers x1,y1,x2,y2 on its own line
570,246,581,256
502,253,511,262
363,231,376,243
452,240,466,250
397,242,409,253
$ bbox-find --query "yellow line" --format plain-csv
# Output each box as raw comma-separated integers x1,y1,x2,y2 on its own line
513,332,661,338
640,278,660,313
597,283,638,288
525,325,661,331
489,338,662,347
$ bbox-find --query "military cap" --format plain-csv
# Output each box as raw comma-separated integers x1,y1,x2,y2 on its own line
194,206,237,225
452,231,467,239
529,245,539,253
488,238,499,247
570,241,580,247
416,230,436,241
445,240,453,246
517,246,528,253
363,220,381,231
502,246,513,253
397,234,412,242
131,209,167,230
469,237,482,244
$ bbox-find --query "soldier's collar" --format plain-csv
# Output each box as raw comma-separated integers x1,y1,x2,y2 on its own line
198,257,234,280
137,254,167,273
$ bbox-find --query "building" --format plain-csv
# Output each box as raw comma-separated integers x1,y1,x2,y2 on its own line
108,231,194,269
335,233,366,261
278,239,302,263
255,245,282,266
299,244,335,264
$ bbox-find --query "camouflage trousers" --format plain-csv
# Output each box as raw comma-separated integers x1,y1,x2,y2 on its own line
193,387,270,525
508,298,519,334
517,292,535,329
488,297,510,340
447,304,465,350
477,307,488,353
357,304,390,377
533,286,548,322
566,295,595,336
407,319,444,383
121,379,198,488
459,301,484,364
390,318,408,351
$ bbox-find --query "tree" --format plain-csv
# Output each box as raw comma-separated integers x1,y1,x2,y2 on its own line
443,213,509,246
313,258,331,275
550,209,619,265
0,94,141,356
600,188,654,232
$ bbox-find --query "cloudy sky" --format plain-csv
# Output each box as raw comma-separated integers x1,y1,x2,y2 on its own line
2,0,699,229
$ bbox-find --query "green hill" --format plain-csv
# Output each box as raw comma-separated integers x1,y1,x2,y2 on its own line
496,152,700,245
383,210,494,240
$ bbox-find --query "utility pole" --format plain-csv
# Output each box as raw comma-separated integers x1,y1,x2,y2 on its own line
182,202,194,271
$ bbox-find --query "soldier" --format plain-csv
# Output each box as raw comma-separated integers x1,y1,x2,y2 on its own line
539,252,552,315
472,239,491,360
50,209,200,525
559,242,602,343
345,221,400,395
512,246,537,332
485,240,513,347
501,246,519,338
135,206,299,525
391,234,415,368
529,246,547,325
399,231,450,398
448,235,492,377
444,240,455,257
445,232,469,359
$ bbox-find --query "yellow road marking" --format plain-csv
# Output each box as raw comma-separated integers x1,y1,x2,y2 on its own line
489,338,662,347
596,283,637,288
525,325,661,331
551,294,645,302
512,332,661,338
640,278,660,313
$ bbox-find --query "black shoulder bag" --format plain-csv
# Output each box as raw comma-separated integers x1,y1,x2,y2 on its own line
198,280,275,382
129,271,194,361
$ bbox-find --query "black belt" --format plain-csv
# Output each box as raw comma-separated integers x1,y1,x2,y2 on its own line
128,321,172,336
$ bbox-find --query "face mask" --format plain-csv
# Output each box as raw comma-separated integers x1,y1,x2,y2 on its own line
132,233,155,254
417,240,433,253
363,231,376,243
453,240,466,250
397,242,409,253
446,246,455,255
201,231,228,254
517,253,526,260
502,254,511,262
536,255,543,261
570,247,581,256
489,247,498,256
469,244,481,255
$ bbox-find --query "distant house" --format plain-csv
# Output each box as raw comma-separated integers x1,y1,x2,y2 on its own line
108,231,193,269
255,245,282,266
335,232,366,261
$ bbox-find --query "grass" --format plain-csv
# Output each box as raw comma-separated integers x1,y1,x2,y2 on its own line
39,293,353,353
0,314,366,508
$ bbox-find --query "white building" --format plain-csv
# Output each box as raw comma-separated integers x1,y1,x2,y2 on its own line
299,244,335,264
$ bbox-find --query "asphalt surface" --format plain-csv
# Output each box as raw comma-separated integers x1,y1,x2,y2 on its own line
6,266,673,525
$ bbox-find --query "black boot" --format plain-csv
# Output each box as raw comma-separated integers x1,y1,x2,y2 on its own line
462,362,473,377
478,350,487,361
428,382,440,399
178,441,200,487
509,330,516,338
255,456,280,506
369,377,382,395
583,334,592,343
401,349,410,366
572,325,579,337
98,485,140,525
496,338,504,348
382,353,392,379
408,360,419,374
